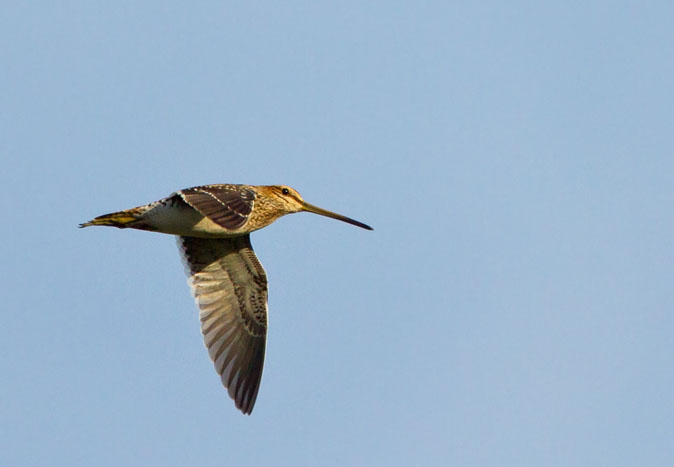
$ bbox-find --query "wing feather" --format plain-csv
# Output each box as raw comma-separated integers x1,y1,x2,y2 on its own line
178,185,255,230
178,234,268,414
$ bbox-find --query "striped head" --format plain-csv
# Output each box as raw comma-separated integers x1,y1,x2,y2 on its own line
254,185,373,231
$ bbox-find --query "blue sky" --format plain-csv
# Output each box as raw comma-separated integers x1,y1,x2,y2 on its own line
2,2,673,466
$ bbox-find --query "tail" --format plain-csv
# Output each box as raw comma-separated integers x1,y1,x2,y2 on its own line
79,209,141,229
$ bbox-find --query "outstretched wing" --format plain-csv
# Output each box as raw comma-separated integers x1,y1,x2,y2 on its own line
177,234,268,414
177,185,256,230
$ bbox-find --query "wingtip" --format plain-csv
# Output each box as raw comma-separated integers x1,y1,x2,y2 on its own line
234,398,254,415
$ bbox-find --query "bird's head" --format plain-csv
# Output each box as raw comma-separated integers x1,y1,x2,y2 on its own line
259,185,373,230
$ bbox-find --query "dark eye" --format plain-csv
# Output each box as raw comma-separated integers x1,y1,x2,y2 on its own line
282,188,289,195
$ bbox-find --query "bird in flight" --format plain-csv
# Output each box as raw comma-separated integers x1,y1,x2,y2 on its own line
81,184,372,414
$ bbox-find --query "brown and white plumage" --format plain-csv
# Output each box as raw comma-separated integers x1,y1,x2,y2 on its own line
178,235,267,414
81,184,372,414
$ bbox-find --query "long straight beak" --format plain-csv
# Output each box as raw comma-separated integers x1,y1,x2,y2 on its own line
302,202,373,230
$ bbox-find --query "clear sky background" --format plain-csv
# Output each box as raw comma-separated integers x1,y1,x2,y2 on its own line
2,2,673,466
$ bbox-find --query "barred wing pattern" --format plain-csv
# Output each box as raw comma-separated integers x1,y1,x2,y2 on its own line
178,234,268,414
178,185,256,230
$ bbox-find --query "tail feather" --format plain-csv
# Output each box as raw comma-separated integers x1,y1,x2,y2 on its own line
80,210,140,229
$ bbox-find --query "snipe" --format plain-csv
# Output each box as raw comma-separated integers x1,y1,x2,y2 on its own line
81,184,372,414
